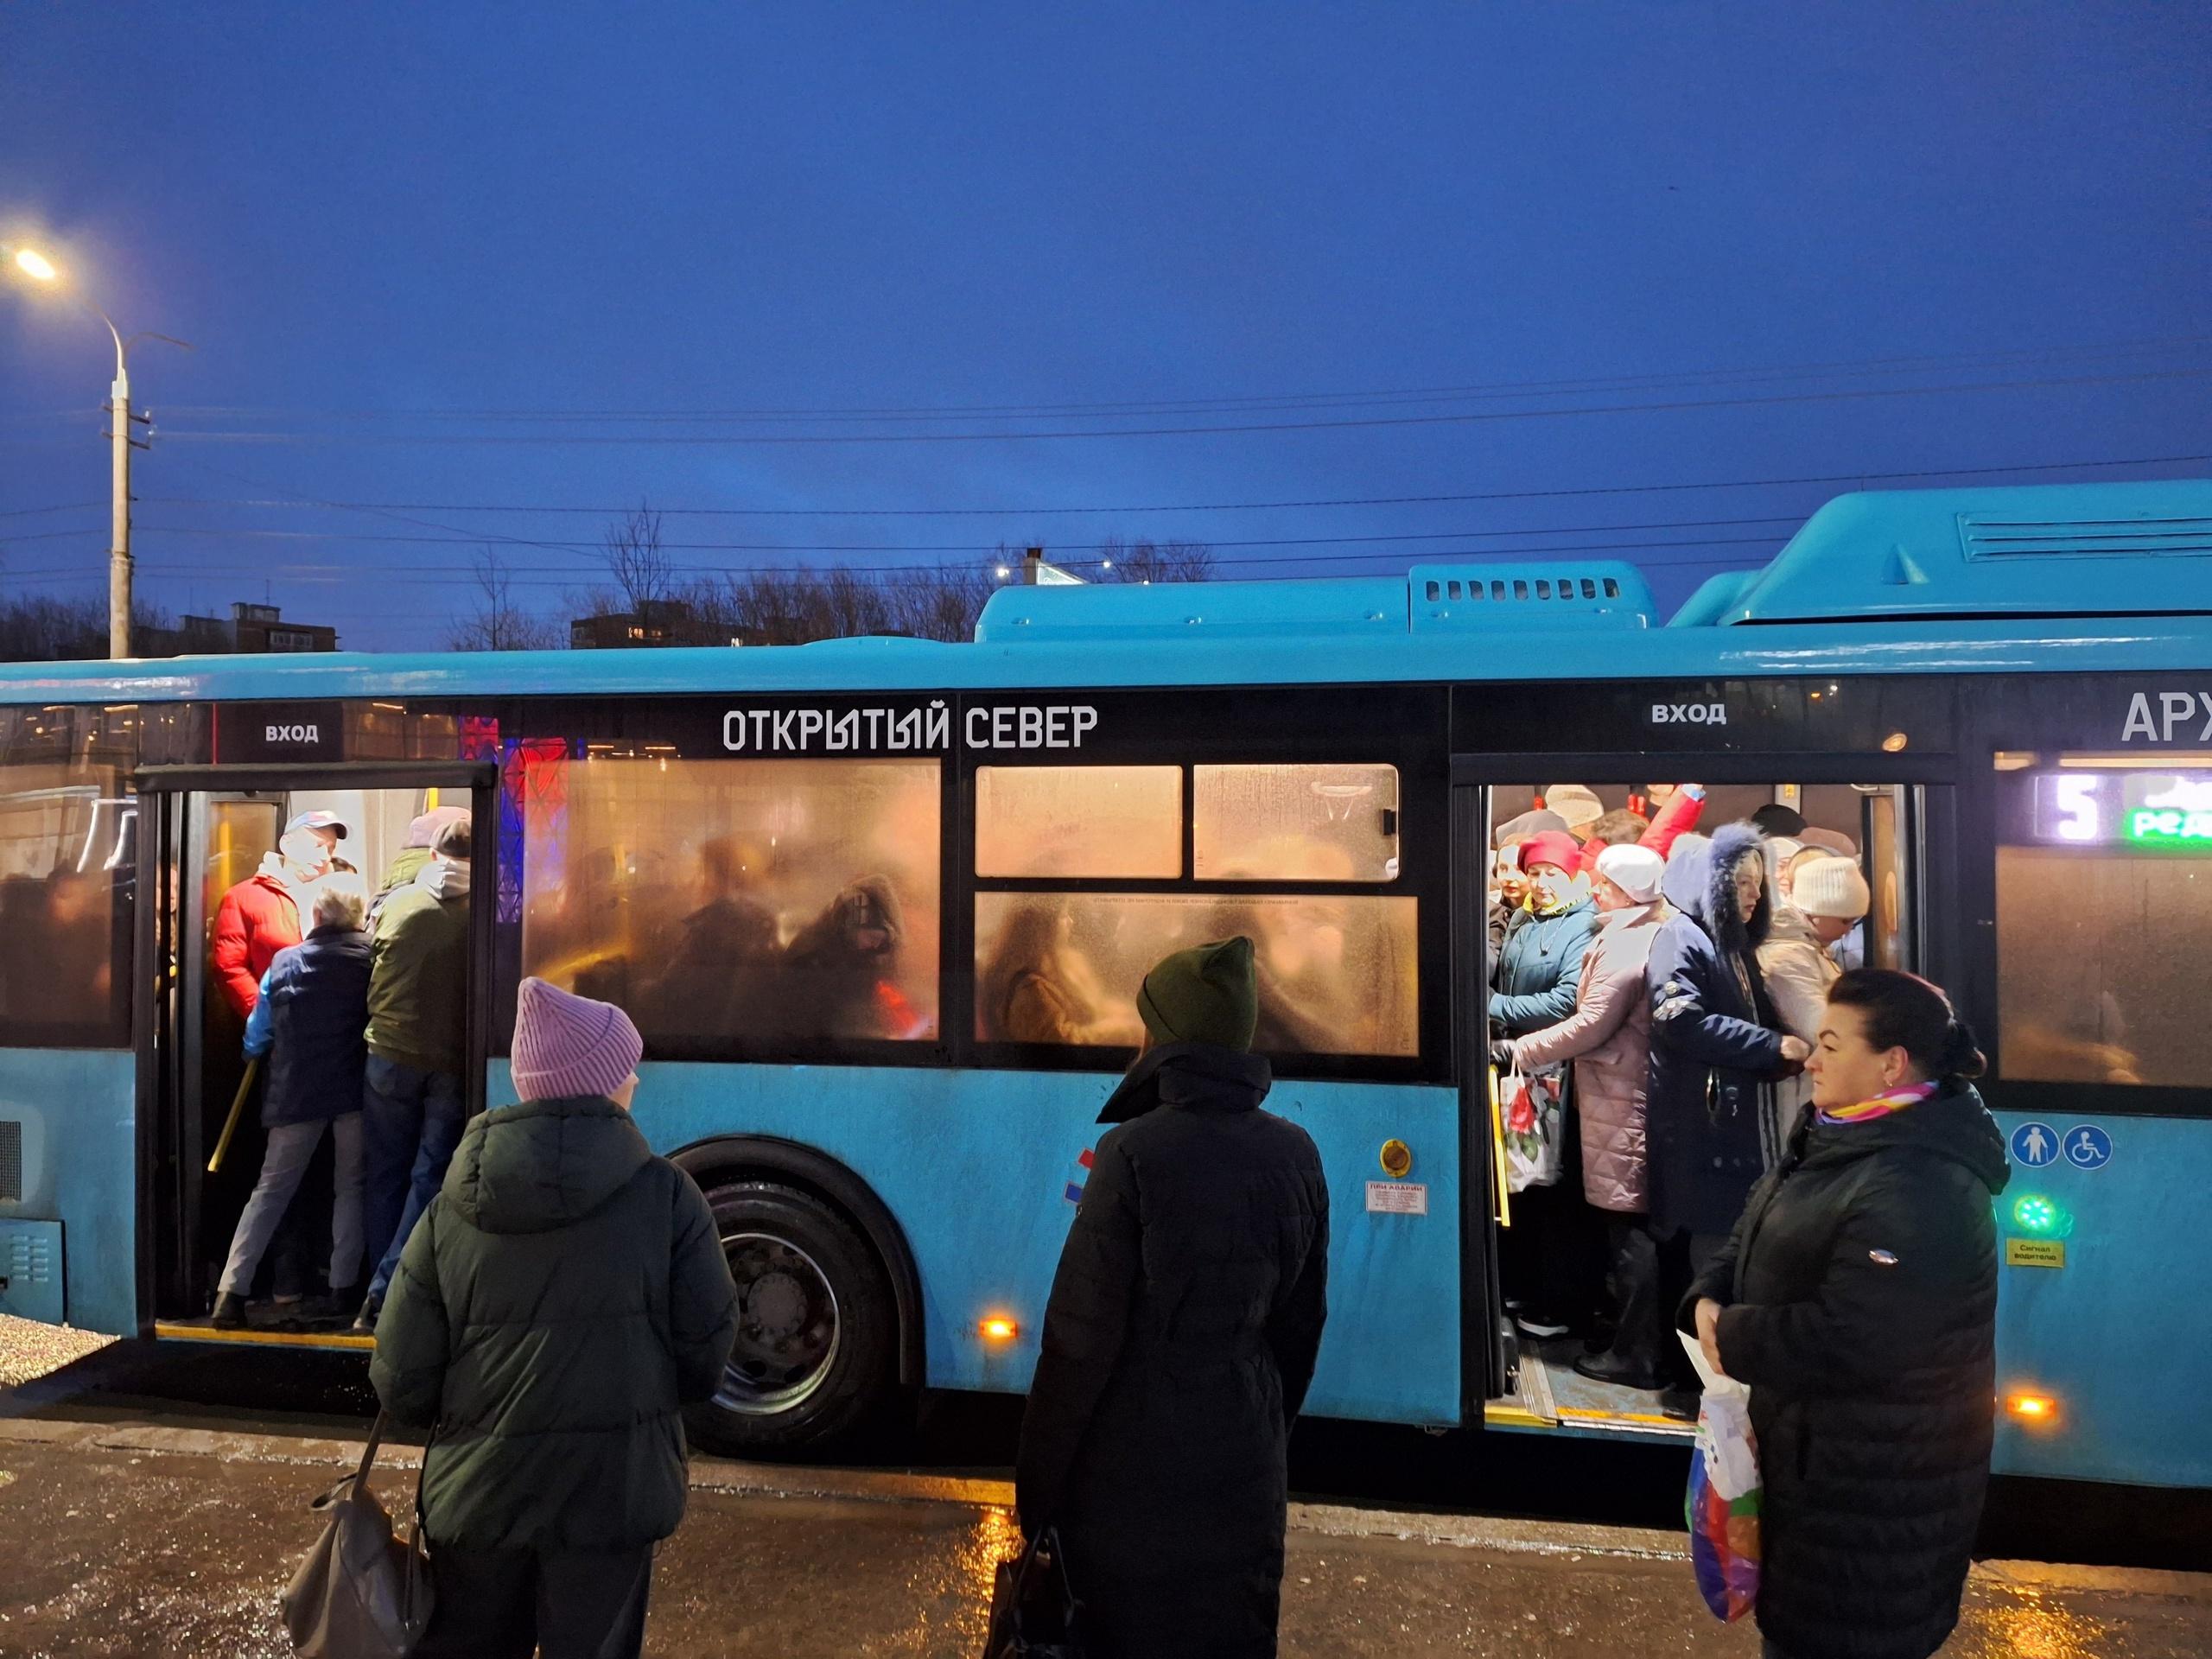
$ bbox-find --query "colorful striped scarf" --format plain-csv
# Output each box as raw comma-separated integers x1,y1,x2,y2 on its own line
1818,1079,1939,1126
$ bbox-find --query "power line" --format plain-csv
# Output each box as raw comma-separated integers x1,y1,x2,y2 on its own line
143,365,2212,448
125,448,2212,521
0,534,1787,586
142,333,2212,423
68,512,1803,555
0,500,103,518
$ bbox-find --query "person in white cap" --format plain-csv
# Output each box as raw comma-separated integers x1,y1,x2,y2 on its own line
1543,783,1605,840
372,976,737,1659
1758,851,1873,1147
1497,842,1675,1389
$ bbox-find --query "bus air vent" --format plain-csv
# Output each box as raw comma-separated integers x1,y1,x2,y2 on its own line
0,1120,19,1203
1408,561,1655,632
1959,513,2212,560
0,1219,64,1323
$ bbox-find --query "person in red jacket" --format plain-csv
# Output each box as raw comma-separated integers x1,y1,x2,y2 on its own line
211,811,346,1020
202,809,347,1313
1573,785,1707,877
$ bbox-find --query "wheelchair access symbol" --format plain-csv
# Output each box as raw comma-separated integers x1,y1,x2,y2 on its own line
2063,1124,2113,1171
2010,1122,2059,1168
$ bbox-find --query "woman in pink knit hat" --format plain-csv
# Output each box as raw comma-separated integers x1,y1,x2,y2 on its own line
372,977,737,1659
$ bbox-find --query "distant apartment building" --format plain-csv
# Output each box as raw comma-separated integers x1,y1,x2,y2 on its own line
569,598,698,649
168,601,340,655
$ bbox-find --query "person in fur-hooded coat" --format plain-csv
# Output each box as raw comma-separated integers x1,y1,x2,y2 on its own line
1644,824,1805,1243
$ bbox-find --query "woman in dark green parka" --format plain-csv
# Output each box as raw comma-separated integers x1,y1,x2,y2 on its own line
372,977,738,1659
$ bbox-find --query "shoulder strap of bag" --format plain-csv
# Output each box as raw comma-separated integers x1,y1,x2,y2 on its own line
353,1410,386,1488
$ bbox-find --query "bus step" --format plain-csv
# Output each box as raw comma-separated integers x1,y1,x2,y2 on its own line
153,1319,374,1354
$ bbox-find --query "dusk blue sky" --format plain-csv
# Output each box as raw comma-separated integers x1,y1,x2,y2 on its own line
4,5,2209,651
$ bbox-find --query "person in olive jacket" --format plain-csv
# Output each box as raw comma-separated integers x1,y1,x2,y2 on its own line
1016,937,1330,1659
371,977,739,1659
1686,969,2009,1659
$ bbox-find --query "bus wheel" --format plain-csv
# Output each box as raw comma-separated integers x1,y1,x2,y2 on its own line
688,1179,897,1456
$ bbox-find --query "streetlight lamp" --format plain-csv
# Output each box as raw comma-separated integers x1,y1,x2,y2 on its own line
3,243,185,659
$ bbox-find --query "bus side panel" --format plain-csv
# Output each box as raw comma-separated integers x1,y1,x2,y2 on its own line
1989,1109,2212,1489
489,1060,1464,1426
0,1047,137,1335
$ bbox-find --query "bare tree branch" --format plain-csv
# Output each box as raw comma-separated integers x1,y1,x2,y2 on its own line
448,549,561,651
602,499,673,612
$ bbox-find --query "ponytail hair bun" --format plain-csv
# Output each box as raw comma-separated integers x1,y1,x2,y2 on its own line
1828,969,1985,1081
1938,1017,1987,1082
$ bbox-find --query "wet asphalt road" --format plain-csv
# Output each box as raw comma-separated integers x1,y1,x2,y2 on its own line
2,1433,2209,1659
10,1335,2209,1576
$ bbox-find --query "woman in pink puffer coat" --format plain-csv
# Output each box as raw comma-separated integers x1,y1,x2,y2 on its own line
1503,842,1672,1390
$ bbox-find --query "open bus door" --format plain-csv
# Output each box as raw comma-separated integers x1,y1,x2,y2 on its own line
1457,755,1955,1441
134,761,498,1348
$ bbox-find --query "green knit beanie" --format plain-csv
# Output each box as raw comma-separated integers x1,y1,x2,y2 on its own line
1137,937,1259,1052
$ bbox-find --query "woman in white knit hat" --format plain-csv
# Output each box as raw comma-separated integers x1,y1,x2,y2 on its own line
1758,852,1872,1148
1497,842,1673,1389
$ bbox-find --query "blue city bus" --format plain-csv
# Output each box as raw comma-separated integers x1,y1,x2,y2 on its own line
1,476,2208,1493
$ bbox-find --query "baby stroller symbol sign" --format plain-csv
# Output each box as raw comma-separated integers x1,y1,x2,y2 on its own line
2063,1124,2113,1170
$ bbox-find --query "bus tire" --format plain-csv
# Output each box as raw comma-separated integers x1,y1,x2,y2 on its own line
686,1179,898,1457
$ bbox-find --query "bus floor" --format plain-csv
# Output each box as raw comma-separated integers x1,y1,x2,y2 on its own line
1501,1328,1692,1441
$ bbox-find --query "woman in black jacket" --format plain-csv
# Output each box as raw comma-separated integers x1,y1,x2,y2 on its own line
1686,969,2010,1659
1016,937,1330,1659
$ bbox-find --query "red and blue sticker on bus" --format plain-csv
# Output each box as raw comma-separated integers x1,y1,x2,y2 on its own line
1065,1147,1095,1205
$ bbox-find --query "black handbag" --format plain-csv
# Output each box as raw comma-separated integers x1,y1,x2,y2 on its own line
282,1412,434,1657
982,1526,1086,1658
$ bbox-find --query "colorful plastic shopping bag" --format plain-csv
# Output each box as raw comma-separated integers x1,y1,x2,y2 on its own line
1681,1332,1761,1621
1500,1065,1566,1192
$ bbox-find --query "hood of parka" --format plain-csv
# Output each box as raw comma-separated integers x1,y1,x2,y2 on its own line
443,1094,654,1235
1662,823,1772,956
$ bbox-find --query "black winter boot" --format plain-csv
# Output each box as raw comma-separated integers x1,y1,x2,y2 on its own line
211,1292,248,1329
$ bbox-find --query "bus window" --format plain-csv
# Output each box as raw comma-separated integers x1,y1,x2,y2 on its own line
521,757,942,1051
975,890,1418,1057
975,766,1182,879
0,763,134,1046
1192,764,1400,881
1995,761,2212,1087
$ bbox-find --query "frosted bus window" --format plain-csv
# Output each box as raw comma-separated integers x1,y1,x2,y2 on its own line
522,757,941,1051
1995,845,2212,1087
975,766,1182,879
1194,765,1400,881
0,763,134,1045
975,890,1418,1057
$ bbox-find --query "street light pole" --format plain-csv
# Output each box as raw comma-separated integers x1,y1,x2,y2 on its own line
102,318,134,659
5,245,170,660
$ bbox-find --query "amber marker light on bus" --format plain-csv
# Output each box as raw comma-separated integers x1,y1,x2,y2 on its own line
980,1316,1019,1343
2005,1391,2060,1426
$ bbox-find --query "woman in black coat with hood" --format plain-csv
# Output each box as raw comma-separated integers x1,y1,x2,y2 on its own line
1686,969,2010,1659
1646,824,1812,1413
1016,937,1330,1659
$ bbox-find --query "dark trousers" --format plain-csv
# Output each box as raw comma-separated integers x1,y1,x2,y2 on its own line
416,1542,652,1659
1599,1213,1665,1379
1500,1094,1607,1333
1657,1228,1730,1389
360,1054,467,1303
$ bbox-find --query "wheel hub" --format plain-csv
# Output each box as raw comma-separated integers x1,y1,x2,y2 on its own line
716,1231,842,1416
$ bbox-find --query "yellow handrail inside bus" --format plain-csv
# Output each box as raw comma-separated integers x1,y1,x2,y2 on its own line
1488,1063,1511,1228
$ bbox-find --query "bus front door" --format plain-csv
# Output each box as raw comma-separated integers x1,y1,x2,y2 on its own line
135,761,496,1344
